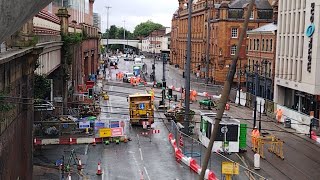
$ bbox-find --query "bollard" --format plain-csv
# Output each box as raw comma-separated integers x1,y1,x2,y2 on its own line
254,153,260,170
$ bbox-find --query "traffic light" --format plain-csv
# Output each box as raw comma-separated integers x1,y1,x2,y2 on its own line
168,88,173,97
162,81,166,88
88,88,93,98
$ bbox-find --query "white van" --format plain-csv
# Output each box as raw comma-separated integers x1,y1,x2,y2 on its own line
134,57,142,64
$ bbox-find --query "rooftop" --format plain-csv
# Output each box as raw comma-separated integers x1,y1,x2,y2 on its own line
247,23,277,34
229,0,272,9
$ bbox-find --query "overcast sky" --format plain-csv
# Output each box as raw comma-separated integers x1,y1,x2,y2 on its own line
93,0,178,33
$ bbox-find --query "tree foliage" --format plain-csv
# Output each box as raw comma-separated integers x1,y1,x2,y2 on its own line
102,25,134,40
133,20,164,38
34,74,51,100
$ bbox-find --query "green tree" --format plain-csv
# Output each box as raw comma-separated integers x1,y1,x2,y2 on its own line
133,20,164,38
34,74,51,100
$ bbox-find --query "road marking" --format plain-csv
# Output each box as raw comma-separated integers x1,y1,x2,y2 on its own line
84,144,89,155
144,166,151,180
139,148,143,161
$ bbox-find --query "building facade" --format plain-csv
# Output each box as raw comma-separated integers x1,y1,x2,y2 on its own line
93,12,101,30
274,0,320,118
171,0,273,85
246,23,277,100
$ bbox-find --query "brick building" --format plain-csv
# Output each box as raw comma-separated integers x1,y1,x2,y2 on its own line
170,0,274,85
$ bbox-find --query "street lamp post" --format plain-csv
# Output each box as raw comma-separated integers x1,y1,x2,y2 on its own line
105,6,111,54
184,0,193,134
123,20,126,53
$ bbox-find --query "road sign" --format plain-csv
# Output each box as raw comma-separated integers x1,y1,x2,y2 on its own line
79,121,90,129
222,161,239,175
139,103,145,110
221,126,228,133
111,127,123,137
110,120,120,128
99,128,112,138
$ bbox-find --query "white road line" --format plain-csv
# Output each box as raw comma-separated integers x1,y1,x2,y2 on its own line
139,148,143,161
84,144,89,155
144,166,151,180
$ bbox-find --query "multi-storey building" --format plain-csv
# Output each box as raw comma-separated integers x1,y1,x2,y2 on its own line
274,0,320,118
93,12,101,30
246,1,278,100
171,0,273,85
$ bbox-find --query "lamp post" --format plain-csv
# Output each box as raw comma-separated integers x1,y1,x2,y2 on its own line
105,6,111,54
184,0,193,134
123,20,126,53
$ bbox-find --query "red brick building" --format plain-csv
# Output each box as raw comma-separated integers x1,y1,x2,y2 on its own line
171,0,274,85
246,0,278,99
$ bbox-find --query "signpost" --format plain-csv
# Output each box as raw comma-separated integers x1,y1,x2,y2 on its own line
99,128,112,138
221,126,228,153
222,161,239,180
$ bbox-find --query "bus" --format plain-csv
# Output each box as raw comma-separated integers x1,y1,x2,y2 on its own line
128,94,154,126
198,112,242,153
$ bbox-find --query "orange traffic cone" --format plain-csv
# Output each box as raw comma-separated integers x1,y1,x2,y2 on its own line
93,138,96,146
96,162,103,175
77,159,82,170
140,171,144,180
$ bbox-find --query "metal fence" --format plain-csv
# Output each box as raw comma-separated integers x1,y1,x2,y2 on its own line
170,120,267,180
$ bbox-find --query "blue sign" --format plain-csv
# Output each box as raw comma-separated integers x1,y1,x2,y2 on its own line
79,121,90,129
306,24,315,37
110,120,120,128
94,122,105,130
139,103,145,110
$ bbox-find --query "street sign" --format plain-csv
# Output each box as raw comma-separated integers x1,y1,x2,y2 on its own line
94,122,105,130
79,121,90,129
110,120,120,128
221,161,239,175
99,128,112,138
221,126,228,133
139,103,145,110
111,127,123,137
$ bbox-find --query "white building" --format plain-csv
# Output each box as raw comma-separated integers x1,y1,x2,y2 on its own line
141,31,171,54
274,0,320,117
142,37,150,53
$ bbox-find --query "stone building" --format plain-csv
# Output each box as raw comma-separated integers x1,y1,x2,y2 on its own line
170,0,273,85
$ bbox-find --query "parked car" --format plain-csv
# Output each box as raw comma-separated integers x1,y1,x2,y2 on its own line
123,72,135,83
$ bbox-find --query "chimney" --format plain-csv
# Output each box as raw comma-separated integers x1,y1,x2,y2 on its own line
272,0,279,24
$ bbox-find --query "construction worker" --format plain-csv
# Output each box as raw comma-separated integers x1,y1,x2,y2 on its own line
251,126,260,151
275,108,283,124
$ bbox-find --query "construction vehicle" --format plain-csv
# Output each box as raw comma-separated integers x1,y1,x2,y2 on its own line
128,94,154,126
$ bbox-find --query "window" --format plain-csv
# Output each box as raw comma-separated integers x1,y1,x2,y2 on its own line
262,39,265,51
257,39,260,51
250,11,254,19
270,39,273,51
254,39,256,50
249,39,252,50
231,45,237,55
266,39,269,51
231,28,238,38
248,59,251,71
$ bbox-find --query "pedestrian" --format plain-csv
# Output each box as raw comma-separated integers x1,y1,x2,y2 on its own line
251,126,260,152
275,108,283,124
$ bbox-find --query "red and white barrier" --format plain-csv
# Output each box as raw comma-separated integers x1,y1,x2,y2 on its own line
34,137,106,145
167,133,218,180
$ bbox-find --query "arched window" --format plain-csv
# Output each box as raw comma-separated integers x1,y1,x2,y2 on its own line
266,39,269,51
262,39,265,51
248,59,251,71
249,39,252,50
270,39,273,51
257,39,260,51
254,39,256,50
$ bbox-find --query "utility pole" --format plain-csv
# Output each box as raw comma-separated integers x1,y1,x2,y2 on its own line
238,60,241,105
162,51,167,106
264,60,268,100
184,0,193,134
205,2,212,85
199,0,255,179
105,6,111,54
123,20,126,53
